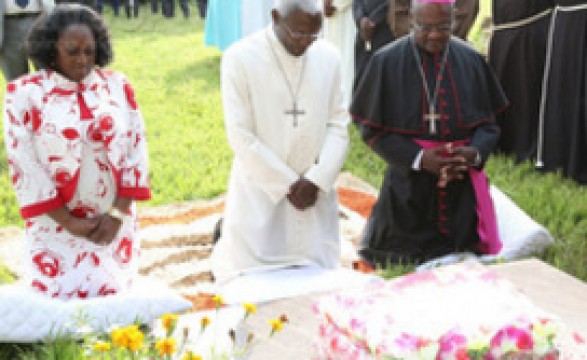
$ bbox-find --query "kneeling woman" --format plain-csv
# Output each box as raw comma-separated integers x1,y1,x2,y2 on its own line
2,4,151,299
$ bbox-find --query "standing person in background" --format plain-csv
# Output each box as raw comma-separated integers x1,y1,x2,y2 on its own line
178,0,189,18
388,0,478,40
489,0,553,163
536,0,587,184
0,0,54,81
351,0,507,268
2,4,151,298
204,0,241,51
160,0,188,18
196,0,207,18
241,0,273,37
124,0,138,18
323,0,356,106
161,0,173,17
352,0,394,89
211,0,349,281
97,0,121,17
451,0,478,39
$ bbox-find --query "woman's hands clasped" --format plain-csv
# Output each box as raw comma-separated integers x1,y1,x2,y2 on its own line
88,214,123,246
62,214,121,246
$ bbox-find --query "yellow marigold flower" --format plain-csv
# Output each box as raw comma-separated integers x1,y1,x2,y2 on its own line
111,325,144,351
243,302,257,319
126,327,144,352
268,318,285,337
182,351,203,360
212,294,224,309
160,313,179,332
200,316,211,331
93,341,111,352
155,337,177,356
111,328,125,347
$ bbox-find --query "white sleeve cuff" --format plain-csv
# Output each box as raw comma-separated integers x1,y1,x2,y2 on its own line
472,151,482,167
412,150,424,171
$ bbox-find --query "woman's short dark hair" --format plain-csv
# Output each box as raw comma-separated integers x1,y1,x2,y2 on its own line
27,4,113,69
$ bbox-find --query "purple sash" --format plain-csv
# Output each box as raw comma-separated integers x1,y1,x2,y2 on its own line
415,139,502,254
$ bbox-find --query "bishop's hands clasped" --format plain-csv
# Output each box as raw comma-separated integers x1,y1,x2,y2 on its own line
421,144,480,188
288,178,319,210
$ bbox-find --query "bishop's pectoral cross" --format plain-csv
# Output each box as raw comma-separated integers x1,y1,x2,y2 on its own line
285,101,306,127
424,104,440,134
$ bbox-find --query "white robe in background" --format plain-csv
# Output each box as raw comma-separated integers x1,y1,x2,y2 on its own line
212,27,350,282
241,0,274,37
322,0,356,106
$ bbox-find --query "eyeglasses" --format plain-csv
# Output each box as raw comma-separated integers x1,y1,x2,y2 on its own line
283,22,320,40
412,22,453,33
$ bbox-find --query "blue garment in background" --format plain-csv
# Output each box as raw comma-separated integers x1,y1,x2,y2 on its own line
204,0,241,51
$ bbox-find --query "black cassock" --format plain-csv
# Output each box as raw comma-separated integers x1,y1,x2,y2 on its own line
538,0,587,184
352,0,395,89
351,36,508,267
489,0,553,163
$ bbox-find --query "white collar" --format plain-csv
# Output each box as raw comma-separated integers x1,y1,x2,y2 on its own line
43,68,104,94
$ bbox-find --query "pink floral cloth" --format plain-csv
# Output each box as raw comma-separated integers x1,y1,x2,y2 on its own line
313,262,560,359
3,68,151,299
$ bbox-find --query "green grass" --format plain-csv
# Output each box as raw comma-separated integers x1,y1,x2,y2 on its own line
468,0,492,53
0,263,15,284
0,1,585,289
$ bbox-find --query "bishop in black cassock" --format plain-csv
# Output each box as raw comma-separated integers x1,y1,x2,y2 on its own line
351,0,508,267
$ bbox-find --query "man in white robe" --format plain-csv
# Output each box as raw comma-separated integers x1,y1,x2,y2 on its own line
211,0,349,282
322,0,356,106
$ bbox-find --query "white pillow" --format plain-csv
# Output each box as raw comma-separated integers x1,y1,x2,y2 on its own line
0,276,192,343
490,185,555,260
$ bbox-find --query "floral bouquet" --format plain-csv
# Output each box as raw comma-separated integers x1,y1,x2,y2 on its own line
313,262,561,360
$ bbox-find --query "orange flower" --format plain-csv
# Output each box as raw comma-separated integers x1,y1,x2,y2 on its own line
160,313,179,333
155,337,177,356
111,325,144,351
200,315,211,332
268,318,285,337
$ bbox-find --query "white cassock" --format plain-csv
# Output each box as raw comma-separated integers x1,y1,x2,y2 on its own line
241,0,274,37
211,26,350,282
322,0,356,106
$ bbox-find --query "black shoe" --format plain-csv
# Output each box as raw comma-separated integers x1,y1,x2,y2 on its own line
212,217,223,245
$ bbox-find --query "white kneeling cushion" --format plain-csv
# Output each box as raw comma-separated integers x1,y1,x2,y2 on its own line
0,277,192,343
491,185,554,260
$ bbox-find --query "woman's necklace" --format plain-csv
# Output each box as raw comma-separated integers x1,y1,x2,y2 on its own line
266,30,307,127
410,34,450,135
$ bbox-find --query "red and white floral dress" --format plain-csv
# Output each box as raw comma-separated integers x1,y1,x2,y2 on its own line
2,68,151,299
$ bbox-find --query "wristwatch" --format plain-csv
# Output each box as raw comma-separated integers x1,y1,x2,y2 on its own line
108,207,126,222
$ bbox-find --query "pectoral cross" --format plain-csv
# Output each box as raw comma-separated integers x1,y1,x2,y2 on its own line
285,101,306,127
424,104,440,134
